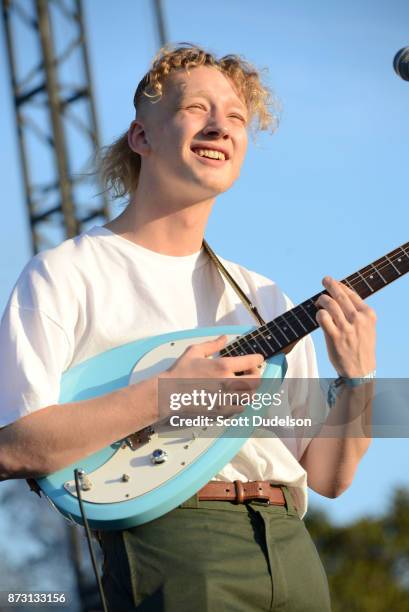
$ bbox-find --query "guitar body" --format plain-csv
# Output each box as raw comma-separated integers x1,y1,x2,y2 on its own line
36,325,286,530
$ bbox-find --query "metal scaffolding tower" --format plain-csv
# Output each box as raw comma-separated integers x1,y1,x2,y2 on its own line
2,1,168,609
2,0,110,254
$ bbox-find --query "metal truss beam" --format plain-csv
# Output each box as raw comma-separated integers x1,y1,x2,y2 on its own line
2,0,110,253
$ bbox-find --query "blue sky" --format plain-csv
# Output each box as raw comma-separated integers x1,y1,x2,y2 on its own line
1,0,409,525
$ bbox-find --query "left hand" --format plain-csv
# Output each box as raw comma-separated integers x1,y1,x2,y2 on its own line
315,276,377,378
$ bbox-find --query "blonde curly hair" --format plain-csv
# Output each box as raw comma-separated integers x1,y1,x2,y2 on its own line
99,43,280,199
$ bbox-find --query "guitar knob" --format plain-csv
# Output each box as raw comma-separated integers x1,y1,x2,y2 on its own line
151,449,168,464
76,468,92,490
80,477,92,491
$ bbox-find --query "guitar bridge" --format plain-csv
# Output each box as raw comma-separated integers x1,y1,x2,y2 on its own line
124,426,155,450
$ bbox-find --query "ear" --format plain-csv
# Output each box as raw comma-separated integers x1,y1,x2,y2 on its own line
128,119,150,156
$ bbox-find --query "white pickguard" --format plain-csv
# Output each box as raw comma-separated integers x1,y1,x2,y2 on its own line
64,334,245,504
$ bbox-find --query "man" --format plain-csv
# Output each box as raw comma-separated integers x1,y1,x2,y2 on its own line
0,44,376,610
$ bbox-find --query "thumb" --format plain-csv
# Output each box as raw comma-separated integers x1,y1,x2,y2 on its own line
200,334,228,358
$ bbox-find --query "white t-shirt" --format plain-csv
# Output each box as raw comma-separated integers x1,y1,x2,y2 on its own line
0,226,325,517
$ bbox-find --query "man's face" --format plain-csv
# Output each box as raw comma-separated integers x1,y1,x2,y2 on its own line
136,66,249,201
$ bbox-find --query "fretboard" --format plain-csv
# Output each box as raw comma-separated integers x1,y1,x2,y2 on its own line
220,241,409,360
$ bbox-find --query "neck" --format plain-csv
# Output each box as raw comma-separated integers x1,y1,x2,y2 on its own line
221,240,409,360
104,172,216,256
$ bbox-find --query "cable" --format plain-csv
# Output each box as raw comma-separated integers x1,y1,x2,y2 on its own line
74,469,109,612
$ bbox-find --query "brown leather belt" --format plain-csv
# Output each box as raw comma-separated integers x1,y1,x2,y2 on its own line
197,480,286,505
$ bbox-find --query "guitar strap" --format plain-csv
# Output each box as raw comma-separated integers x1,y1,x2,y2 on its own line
202,239,266,327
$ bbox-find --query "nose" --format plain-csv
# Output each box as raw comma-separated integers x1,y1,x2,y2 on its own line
202,120,229,139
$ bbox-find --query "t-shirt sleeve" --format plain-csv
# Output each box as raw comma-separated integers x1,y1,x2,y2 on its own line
0,303,71,427
0,251,74,428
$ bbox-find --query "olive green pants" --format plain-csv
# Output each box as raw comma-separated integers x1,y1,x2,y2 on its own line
99,487,331,611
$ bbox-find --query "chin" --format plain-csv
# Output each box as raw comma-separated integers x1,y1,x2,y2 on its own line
198,185,231,200
180,169,237,200
199,176,236,196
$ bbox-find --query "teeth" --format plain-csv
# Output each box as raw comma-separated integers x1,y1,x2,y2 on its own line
195,149,226,161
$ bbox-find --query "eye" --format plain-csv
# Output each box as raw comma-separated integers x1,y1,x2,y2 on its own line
187,104,207,111
229,114,246,122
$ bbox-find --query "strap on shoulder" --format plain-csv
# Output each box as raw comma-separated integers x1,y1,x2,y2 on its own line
202,239,266,327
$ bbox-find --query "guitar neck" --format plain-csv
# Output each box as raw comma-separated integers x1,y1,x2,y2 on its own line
221,241,409,360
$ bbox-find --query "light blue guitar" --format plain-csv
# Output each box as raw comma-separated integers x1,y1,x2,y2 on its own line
36,242,409,529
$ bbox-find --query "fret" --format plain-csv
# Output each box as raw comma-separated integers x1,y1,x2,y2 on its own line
372,263,387,284
239,335,261,355
304,299,319,318
253,332,276,356
264,321,287,347
224,331,266,358
354,267,382,291
243,332,269,357
345,273,372,299
288,308,309,333
357,270,374,292
222,327,282,360
277,315,299,340
370,255,399,284
385,254,401,276
255,327,282,353
221,343,242,357
234,346,247,356
261,329,282,351
283,311,309,338
271,319,292,344
394,250,407,266
341,242,409,300
343,278,356,292
395,246,409,272
220,345,235,357
298,301,317,325
389,245,408,263
292,305,312,334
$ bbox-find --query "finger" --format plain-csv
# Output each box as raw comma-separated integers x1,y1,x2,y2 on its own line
321,277,357,322
340,281,366,309
196,335,228,357
315,293,348,329
224,375,262,393
219,353,265,373
241,366,263,377
316,307,340,337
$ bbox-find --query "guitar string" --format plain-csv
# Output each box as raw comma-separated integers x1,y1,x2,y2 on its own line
222,244,409,357
237,244,409,354
228,244,409,353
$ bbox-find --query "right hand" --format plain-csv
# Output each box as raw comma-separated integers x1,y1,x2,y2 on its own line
159,335,265,418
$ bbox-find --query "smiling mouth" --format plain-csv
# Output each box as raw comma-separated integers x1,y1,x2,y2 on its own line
191,147,228,162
